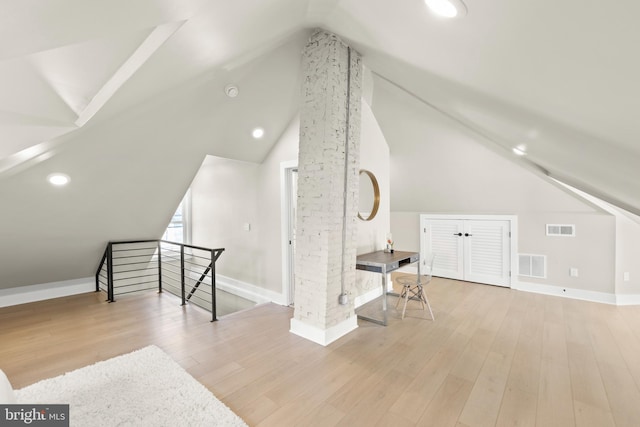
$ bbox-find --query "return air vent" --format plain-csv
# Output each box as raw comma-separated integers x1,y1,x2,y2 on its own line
546,224,575,237
519,254,546,278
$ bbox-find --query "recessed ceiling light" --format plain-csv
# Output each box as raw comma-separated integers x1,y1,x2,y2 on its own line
252,127,264,139
47,173,70,186
425,0,467,18
512,147,526,156
225,84,239,98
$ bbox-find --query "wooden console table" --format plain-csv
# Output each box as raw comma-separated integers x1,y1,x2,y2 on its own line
355,250,420,326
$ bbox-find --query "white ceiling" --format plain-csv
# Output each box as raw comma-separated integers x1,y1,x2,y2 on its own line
2,0,639,212
1,0,640,288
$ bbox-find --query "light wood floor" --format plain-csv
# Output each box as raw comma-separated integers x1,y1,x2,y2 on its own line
3,278,640,426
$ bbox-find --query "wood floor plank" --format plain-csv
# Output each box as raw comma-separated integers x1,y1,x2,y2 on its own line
387,329,474,422
540,321,569,367
495,386,537,427
505,292,544,398
588,321,627,369
335,370,415,426
536,358,575,427
234,395,280,426
574,400,615,427
457,351,511,427
458,294,522,427
600,308,640,391
374,411,416,427
566,342,610,411
4,280,640,426
595,361,640,427
417,374,474,427
300,403,346,427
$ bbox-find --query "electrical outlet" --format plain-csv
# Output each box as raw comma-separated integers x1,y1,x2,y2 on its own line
243,223,251,231
624,272,630,282
570,268,579,277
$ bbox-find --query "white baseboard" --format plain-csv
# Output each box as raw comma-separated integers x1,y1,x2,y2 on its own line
614,294,640,305
514,281,617,305
290,316,358,346
0,277,95,308
354,286,383,308
188,272,287,306
354,273,398,308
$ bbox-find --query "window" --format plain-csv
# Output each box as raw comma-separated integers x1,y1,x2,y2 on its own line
162,190,191,244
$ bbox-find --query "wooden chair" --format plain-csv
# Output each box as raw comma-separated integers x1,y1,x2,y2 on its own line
394,254,435,320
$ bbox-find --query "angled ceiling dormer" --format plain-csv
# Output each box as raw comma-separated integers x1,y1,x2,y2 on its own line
0,18,185,159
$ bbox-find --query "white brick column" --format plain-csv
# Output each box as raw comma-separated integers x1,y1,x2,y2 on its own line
290,30,362,346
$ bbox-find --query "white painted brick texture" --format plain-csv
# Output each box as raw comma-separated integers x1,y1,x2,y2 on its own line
294,30,362,330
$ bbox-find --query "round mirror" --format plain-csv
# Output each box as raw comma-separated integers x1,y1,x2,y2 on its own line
358,169,380,221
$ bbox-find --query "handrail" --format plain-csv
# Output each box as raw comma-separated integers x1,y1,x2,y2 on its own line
160,240,225,253
107,239,159,245
95,239,225,321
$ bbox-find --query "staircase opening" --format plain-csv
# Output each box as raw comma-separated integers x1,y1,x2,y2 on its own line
96,240,225,321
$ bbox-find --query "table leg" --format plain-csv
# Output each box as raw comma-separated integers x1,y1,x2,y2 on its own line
382,265,388,326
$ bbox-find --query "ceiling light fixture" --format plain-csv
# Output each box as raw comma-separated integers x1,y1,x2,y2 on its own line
424,0,467,18
252,127,264,139
224,84,239,98
47,173,71,186
512,146,526,156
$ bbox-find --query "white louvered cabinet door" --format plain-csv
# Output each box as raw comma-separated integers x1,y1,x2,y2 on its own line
463,220,511,287
421,216,512,287
422,219,464,280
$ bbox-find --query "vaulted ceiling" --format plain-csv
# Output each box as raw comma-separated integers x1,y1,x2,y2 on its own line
1,0,639,288
3,0,639,211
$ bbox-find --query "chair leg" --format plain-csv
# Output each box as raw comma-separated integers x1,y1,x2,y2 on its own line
417,285,425,310
422,288,434,320
401,286,410,319
395,286,406,309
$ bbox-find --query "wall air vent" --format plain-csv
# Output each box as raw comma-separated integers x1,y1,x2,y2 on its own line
519,254,546,278
546,224,575,237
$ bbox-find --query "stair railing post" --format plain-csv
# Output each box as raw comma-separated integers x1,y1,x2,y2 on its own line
180,244,186,305
211,249,217,322
107,242,114,302
157,240,163,293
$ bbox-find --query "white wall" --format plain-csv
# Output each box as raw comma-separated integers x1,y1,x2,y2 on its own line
188,74,623,301
557,183,640,296
0,39,302,291
189,116,300,295
354,100,390,297
614,212,640,295
190,156,261,285
255,116,299,293
189,97,392,303
373,77,616,294
518,213,615,293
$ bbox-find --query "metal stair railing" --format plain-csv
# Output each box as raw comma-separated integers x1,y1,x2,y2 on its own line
95,239,224,321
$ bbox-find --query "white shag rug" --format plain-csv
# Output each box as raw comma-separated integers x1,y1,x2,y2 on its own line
15,345,247,427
